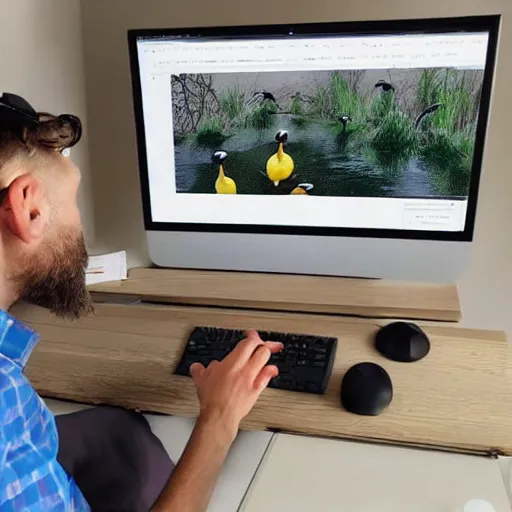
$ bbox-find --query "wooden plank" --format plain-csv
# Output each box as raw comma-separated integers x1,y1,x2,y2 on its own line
88,268,462,322
14,302,511,456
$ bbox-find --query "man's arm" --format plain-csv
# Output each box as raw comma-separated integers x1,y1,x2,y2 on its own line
151,331,282,512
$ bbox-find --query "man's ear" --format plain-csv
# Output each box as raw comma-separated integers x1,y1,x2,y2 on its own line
0,175,46,245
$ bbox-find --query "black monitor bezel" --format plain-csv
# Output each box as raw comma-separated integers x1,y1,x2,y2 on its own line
128,15,501,242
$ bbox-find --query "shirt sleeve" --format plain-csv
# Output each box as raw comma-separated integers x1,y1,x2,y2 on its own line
0,365,15,505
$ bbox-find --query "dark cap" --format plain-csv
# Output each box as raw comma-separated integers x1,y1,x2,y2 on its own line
0,93,39,123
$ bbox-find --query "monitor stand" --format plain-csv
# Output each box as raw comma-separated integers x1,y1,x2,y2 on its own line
89,267,461,323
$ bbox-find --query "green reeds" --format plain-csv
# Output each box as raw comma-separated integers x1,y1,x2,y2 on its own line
290,93,304,116
244,100,277,130
308,72,369,123
370,92,396,123
417,69,476,134
219,85,246,123
195,116,228,146
370,111,416,156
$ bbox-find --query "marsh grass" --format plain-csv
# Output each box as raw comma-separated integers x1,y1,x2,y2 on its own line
290,94,305,116
219,85,246,123
195,116,228,147
370,111,416,157
370,91,396,123
244,100,277,130
309,73,369,123
417,69,476,134
417,69,477,191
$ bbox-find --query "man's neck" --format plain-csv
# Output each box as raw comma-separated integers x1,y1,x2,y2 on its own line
0,296,16,312
0,277,18,311
0,242,18,310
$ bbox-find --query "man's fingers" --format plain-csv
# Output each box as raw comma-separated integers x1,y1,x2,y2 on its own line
244,329,261,341
189,362,206,381
225,330,263,365
264,341,284,354
246,333,284,354
254,365,279,392
248,342,283,379
223,331,283,371
249,344,273,376
248,341,283,377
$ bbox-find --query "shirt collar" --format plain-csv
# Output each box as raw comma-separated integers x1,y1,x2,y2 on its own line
0,310,39,368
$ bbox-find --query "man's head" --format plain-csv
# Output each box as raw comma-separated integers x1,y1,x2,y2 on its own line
0,93,93,319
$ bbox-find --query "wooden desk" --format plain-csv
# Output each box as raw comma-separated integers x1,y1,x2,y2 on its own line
14,301,512,456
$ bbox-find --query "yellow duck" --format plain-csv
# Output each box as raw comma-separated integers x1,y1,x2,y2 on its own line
266,130,294,186
213,151,237,194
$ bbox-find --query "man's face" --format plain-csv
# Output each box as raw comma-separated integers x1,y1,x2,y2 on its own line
13,154,94,319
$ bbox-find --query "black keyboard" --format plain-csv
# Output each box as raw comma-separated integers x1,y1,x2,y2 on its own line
175,327,338,394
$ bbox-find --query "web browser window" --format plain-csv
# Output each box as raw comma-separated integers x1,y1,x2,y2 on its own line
135,30,491,231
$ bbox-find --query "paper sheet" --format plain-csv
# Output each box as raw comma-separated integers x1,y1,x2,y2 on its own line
86,251,127,286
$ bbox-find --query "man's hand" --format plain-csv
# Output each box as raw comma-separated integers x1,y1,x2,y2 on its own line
151,330,282,512
190,330,283,441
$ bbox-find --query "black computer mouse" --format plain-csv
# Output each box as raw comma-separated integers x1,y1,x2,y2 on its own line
375,321,430,363
341,362,393,416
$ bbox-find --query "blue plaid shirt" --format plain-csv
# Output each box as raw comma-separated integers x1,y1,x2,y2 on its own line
0,310,90,511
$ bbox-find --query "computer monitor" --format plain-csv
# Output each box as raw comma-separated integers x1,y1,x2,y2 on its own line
128,16,500,281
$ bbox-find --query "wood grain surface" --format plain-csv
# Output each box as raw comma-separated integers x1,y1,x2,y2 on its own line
88,268,462,322
13,301,511,455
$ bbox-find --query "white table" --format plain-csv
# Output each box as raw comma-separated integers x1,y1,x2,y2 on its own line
242,434,511,512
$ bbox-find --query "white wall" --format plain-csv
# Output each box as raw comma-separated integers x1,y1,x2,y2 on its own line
80,0,512,336
0,0,94,242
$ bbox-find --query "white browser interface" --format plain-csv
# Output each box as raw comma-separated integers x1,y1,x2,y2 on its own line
136,31,490,231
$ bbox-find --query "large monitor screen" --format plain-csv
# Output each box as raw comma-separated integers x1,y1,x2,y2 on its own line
129,17,499,240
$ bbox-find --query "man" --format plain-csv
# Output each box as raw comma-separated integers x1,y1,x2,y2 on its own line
0,93,282,511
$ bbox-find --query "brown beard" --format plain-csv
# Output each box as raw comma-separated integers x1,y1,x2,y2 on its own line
15,226,94,319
